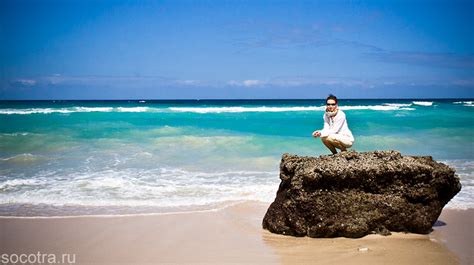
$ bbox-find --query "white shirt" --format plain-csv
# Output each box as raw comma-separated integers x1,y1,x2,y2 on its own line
319,110,354,141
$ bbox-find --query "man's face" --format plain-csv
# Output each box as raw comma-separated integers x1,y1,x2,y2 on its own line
326,99,338,112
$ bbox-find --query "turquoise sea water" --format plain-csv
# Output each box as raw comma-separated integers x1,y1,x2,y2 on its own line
0,99,473,216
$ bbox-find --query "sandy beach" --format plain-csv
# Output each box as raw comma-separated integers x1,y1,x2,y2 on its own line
1,202,472,265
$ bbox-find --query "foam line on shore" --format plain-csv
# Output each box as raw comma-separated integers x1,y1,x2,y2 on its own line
0,200,263,219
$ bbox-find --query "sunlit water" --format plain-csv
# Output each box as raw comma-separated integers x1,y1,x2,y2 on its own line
0,99,472,216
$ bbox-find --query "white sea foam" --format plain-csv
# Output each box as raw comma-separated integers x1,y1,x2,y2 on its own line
0,132,30,136
383,103,413,107
0,107,108,115
453,101,474,107
0,178,46,191
73,107,114,112
0,104,421,115
0,106,153,115
116,107,150,112
412,101,433,106
339,105,415,111
441,160,474,210
0,153,40,163
0,159,472,215
168,106,325,113
168,105,415,113
0,108,75,115
0,168,280,209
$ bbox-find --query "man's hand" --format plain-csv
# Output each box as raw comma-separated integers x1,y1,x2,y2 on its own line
312,131,321,138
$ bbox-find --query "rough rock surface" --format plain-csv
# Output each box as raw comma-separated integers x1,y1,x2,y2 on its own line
262,150,461,238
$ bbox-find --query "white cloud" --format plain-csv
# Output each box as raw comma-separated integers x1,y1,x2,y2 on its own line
8,75,474,91
243,80,264,86
16,75,203,87
15,79,37,86
268,77,371,87
365,51,474,69
450,79,474,86
174,80,205,85
227,77,368,88
227,79,267,87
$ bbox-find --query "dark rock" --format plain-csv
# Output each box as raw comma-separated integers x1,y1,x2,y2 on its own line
262,150,461,238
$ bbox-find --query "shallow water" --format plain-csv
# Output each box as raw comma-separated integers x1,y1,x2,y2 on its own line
0,99,472,216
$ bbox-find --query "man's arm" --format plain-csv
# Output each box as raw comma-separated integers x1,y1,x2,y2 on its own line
320,112,346,137
313,114,330,137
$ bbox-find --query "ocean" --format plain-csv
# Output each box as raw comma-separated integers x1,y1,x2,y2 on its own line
0,99,472,216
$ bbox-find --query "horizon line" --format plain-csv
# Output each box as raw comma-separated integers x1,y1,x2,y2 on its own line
1,97,473,102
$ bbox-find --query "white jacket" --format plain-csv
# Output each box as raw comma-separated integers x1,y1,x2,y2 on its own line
320,110,354,141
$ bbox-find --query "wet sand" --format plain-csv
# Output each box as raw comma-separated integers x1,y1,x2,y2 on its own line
1,202,471,264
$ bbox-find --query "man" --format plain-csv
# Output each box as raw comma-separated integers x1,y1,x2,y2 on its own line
312,94,354,154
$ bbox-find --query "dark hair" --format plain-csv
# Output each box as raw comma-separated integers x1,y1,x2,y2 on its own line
326,94,338,104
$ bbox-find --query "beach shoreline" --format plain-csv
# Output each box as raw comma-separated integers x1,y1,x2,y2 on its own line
431,208,474,265
1,201,471,265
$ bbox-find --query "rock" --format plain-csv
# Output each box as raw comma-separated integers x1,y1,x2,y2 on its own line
262,150,461,238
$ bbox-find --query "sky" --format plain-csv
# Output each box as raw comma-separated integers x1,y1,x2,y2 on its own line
1,0,473,99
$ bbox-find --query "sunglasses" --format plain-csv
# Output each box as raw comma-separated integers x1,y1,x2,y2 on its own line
326,103,337,106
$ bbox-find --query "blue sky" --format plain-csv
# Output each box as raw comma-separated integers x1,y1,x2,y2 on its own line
1,0,473,99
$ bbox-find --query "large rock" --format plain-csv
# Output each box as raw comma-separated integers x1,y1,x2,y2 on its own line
262,151,461,238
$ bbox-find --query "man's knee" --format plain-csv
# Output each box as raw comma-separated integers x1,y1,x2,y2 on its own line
328,134,353,148
325,134,339,144
320,136,329,143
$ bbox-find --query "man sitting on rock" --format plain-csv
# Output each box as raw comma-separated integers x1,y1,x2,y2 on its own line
312,94,354,154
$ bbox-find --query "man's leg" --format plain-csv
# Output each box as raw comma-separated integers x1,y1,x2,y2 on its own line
332,138,347,151
321,136,337,154
327,134,353,152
